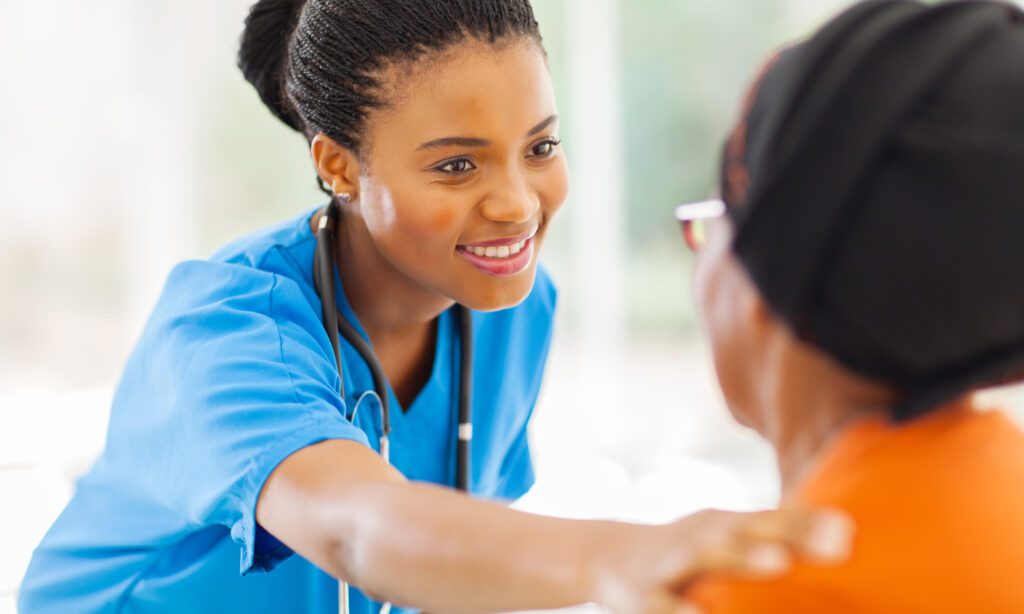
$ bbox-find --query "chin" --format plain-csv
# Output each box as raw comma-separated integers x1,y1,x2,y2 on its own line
458,267,538,312
725,396,770,437
727,404,755,429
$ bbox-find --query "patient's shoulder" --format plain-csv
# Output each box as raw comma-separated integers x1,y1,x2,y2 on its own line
686,406,1024,613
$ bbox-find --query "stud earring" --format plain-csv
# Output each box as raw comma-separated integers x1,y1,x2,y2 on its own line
337,192,353,203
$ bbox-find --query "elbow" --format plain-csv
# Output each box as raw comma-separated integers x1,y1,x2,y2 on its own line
326,524,392,605
322,485,390,595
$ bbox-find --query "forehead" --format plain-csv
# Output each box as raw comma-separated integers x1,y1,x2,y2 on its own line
369,39,556,144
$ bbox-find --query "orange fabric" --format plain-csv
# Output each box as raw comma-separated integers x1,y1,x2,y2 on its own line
686,403,1024,614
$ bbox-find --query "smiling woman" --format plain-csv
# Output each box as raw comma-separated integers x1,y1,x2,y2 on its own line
17,1,849,613
308,38,568,322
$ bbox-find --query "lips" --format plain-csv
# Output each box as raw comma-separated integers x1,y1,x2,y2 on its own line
457,231,537,277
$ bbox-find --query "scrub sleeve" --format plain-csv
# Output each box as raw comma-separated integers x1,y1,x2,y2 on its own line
134,261,370,574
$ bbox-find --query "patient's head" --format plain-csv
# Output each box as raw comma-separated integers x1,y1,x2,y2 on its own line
688,0,1024,443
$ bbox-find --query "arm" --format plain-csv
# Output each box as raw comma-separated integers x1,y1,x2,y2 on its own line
257,440,852,614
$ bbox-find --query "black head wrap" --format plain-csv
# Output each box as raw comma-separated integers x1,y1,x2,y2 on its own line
721,0,1024,420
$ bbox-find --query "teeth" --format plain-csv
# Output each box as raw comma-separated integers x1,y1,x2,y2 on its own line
463,238,529,259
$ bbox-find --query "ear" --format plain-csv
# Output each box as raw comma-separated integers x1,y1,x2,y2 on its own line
311,133,361,199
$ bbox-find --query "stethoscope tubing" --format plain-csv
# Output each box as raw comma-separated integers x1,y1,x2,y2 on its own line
314,202,475,614
456,305,473,491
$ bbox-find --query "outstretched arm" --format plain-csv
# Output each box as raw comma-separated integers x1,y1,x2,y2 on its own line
257,439,851,614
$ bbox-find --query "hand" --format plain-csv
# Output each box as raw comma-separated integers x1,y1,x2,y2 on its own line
588,507,854,614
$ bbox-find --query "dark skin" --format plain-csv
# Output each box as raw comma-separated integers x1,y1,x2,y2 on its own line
693,216,897,490
261,38,853,614
311,209,440,409
375,320,436,411
309,41,567,409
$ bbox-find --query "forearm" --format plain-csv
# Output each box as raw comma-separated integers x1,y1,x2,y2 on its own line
258,441,851,614
258,440,633,613
327,481,625,613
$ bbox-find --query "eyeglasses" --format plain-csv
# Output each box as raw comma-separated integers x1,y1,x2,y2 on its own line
674,198,726,252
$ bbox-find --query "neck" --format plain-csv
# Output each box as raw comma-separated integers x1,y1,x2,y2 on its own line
770,397,878,494
330,207,454,343
760,346,892,493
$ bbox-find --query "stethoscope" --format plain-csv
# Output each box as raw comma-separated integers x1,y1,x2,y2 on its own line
312,200,474,614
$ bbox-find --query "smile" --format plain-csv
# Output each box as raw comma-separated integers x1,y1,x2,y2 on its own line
456,231,537,276
462,236,529,259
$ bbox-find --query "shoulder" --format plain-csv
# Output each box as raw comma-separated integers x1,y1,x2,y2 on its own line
209,206,320,279
119,258,342,442
686,574,859,614
154,258,313,327
688,408,1024,613
150,207,324,342
142,259,330,385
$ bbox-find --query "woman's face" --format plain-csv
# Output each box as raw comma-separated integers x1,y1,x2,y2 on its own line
353,39,568,312
692,216,766,430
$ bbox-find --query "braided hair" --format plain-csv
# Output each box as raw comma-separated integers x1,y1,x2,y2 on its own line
238,0,543,165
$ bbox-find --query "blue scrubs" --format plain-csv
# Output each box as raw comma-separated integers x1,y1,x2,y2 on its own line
19,208,556,613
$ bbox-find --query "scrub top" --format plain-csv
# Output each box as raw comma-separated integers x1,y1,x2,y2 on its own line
19,207,557,614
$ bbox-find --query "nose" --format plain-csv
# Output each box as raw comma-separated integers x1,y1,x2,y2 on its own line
479,169,541,225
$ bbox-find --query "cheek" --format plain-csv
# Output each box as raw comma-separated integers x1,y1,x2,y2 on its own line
360,183,399,234
693,249,720,333
424,205,459,237
364,183,464,251
538,158,570,220
695,254,754,420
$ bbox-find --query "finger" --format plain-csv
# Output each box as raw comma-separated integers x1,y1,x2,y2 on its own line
696,541,792,580
736,507,854,563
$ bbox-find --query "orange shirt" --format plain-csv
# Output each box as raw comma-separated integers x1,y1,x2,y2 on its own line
687,403,1024,614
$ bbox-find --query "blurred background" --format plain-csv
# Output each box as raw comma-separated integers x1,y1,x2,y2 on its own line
3,0,1023,610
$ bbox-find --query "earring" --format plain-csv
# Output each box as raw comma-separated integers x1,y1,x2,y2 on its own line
337,192,353,203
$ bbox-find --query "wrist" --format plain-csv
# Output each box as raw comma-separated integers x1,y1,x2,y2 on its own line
575,520,646,606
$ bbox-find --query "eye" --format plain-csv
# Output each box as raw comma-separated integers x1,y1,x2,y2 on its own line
528,137,561,160
433,158,477,175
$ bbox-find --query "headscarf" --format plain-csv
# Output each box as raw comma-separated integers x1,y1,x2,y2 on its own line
721,0,1024,419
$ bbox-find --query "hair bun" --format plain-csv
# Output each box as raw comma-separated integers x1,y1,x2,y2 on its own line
238,0,306,132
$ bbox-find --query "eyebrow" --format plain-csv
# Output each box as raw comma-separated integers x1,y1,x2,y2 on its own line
526,114,559,137
416,115,559,151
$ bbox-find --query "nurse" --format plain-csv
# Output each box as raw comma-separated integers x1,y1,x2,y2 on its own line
19,1,851,612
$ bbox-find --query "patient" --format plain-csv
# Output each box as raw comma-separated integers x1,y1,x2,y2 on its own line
677,1,1024,612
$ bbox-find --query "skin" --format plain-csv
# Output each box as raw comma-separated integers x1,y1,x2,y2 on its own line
311,40,567,407
259,38,853,614
692,215,898,490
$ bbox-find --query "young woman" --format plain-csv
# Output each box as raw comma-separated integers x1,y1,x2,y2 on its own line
20,1,850,612
677,1,1024,611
